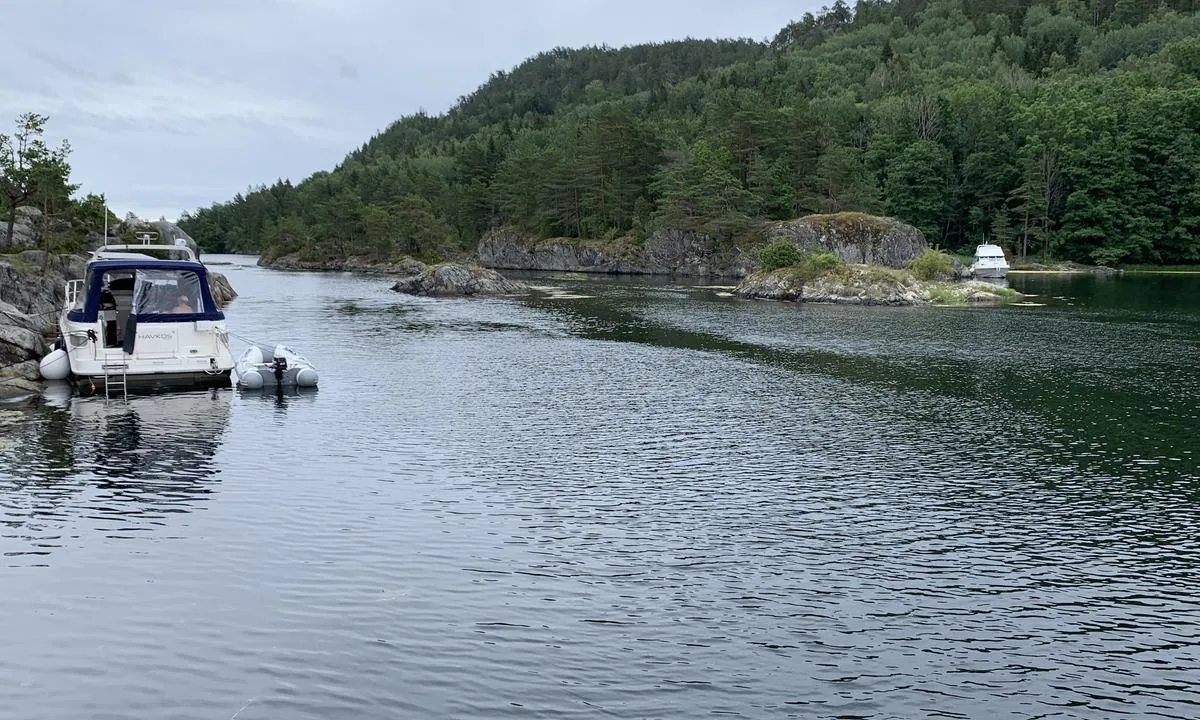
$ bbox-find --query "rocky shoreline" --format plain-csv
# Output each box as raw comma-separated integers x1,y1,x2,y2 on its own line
261,252,527,298
1010,261,1118,274
257,211,1032,307
259,253,430,276
735,265,1023,306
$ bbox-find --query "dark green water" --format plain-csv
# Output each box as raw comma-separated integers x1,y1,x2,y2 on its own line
2,260,1198,719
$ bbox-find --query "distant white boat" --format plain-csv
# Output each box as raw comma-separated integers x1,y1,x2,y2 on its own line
970,243,1010,278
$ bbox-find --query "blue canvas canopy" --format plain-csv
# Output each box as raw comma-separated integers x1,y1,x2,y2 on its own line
67,259,226,324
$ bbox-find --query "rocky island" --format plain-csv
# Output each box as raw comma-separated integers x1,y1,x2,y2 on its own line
735,263,1020,306
390,261,528,297
732,217,1020,306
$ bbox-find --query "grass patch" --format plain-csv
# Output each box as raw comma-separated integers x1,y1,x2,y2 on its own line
929,281,1018,305
929,284,965,305
779,250,844,283
847,264,911,284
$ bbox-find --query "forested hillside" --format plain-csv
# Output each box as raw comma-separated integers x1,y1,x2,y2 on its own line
181,0,1200,266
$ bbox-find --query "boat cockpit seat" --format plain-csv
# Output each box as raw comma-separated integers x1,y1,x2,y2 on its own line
111,290,133,346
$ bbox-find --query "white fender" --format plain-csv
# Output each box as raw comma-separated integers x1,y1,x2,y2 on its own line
39,348,71,381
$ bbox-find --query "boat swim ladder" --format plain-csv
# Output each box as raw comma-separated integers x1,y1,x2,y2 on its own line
102,352,128,401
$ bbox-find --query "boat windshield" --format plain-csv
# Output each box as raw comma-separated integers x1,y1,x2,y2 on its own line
131,269,206,315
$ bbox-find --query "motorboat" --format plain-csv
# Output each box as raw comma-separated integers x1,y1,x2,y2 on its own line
38,240,234,396
235,344,318,389
970,243,1010,278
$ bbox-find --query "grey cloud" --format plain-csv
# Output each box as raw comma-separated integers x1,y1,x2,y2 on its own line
4,0,810,220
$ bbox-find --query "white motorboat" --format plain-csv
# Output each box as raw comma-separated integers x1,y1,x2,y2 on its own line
970,243,1010,278
235,344,318,390
38,240,234,396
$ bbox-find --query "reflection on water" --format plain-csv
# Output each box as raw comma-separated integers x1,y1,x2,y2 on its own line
237,385,319,417
1,389,231,564
2,258,1199,719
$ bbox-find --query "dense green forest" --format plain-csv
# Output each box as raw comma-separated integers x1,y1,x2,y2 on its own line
181,0,1200,266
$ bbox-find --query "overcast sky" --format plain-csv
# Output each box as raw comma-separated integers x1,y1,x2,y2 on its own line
7,0,813,221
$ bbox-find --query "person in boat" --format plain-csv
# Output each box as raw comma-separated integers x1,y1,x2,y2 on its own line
171,294,193,313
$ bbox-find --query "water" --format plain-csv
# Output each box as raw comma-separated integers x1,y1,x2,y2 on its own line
3,258,1199,719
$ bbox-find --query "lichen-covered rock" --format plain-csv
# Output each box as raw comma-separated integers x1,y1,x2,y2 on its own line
763,213,927,269
113,215,201,257
735,265,1023,306
391,263,528,297
0,304,48,373
207,271,238,307
0,251,87,322
1,206,42,249
478,232,644,274
736,265,929,305
947,257,972,280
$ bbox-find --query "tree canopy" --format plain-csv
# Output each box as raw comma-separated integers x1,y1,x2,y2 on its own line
182,0,1200,266
0,112,113,251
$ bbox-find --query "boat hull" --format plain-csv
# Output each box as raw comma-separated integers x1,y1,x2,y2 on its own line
972,266,1009,278
73,370,232,394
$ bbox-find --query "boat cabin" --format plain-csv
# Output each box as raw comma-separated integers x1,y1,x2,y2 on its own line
974,244,1007,262
66,256,225,354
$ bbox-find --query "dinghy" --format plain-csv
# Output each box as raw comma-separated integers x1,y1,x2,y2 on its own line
235,344,318,389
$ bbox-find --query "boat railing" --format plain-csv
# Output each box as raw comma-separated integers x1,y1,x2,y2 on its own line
92,242,198,262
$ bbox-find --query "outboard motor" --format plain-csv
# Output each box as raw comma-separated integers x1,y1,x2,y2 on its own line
270,354,288,383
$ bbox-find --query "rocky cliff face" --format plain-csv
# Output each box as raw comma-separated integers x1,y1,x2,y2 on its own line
114,216,201,258
1,207,46,250
478,214,925,277
0,252,87,394
477,229,757,277
0,251,87,320
763,213,927,269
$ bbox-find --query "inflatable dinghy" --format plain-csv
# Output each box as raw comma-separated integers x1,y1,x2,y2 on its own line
235,344,318,389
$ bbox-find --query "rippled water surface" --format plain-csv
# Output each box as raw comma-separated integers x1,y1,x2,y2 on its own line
3,259,1200,719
